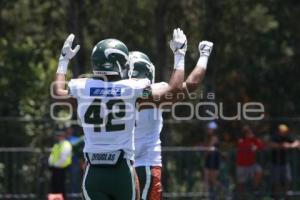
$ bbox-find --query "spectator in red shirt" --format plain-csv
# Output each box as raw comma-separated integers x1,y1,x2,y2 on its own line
236,125,264,195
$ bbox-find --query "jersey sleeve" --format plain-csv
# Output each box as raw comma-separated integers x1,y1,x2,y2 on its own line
149,82,169,98
151,82,168,90
132,78,151,98
68,78,87,98
68,79,77,98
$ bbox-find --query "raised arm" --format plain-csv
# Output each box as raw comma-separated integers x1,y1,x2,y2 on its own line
148,28,187,102
142,40,213,106
53,34,80,97
183,41,213,93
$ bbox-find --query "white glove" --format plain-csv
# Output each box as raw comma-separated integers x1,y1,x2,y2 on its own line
197,40,213,70
56,34,80,74
169,28,187,56
169,28,187,69
198,41,213,57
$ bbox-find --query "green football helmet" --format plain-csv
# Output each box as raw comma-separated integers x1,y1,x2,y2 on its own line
128,51,155,83
91,39,129,77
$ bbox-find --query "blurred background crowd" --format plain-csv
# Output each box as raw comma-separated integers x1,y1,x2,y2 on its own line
35,121,300,199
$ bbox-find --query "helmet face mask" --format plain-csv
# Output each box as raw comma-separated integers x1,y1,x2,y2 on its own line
91,39,129,78
128,51,155,83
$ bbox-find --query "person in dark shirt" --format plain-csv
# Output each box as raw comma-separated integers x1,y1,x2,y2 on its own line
203,122,221,200
269,124,299,200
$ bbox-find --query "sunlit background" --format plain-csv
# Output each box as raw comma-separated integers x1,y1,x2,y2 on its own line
1,0,300,199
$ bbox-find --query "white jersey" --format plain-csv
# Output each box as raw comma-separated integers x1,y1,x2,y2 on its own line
68,78,150,160
134,82,167,167
134,109,163,167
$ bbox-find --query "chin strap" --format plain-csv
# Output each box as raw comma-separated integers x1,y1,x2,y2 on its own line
116,61,123,78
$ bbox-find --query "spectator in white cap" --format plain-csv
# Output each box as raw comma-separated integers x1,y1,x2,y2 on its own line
203,121,221,199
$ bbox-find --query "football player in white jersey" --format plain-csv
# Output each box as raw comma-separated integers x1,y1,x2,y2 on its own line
129,40,213,200
52,28,187,200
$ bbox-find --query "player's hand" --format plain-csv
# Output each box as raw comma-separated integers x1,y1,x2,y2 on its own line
57,34,80,74
169,28,187,56
60,34,80,60
198,41,213,57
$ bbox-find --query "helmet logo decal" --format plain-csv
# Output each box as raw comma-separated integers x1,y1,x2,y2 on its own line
92,46,97,54
104,48,129,60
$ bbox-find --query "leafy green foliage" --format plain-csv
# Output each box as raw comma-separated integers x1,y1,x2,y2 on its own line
0,0,299,146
